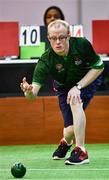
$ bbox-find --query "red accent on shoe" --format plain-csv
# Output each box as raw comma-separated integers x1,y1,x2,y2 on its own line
60,138,68,145
73,147,88,161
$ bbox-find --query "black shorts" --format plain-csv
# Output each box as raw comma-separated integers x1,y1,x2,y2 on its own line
56,76,102,127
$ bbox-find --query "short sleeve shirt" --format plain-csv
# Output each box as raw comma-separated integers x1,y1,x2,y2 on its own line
32,37,104,89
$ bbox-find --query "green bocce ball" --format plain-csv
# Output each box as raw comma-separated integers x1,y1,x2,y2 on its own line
11,162,26,178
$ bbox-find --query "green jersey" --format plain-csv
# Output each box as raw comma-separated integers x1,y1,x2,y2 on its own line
32,37,104,89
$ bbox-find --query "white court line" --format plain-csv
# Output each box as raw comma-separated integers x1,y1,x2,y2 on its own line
29,168,109,171
0,168,109,171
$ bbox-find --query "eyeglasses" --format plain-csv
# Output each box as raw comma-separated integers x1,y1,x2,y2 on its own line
49,35,68,42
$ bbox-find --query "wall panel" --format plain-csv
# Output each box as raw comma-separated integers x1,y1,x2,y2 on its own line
0,96,108,145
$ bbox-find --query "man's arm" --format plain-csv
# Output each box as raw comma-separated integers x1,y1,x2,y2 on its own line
20,77,41,101
77,68,104,89
67,68,104,105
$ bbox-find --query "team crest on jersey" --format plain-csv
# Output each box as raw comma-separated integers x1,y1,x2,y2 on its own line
56,64,64,72
74,56,82,65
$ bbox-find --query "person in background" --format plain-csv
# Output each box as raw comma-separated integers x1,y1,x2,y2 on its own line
43,6,65,26
43,6,65,93
20,20,104,165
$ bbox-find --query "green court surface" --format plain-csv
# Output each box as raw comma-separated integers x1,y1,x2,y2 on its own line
0,144,109,180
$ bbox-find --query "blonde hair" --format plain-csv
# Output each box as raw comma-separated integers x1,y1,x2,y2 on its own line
47,19,70,34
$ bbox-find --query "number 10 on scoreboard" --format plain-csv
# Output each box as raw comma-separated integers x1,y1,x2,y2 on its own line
20,26,40,46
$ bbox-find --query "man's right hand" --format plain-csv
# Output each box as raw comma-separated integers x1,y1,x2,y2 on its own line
20,77,33,94
20,77,41,100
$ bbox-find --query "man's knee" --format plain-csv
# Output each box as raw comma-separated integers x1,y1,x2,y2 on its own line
70,102,83,112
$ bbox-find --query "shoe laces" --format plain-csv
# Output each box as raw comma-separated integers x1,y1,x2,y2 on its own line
71,147,88,159
71,147,82,155
55,140,69,152
59,141,68,149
